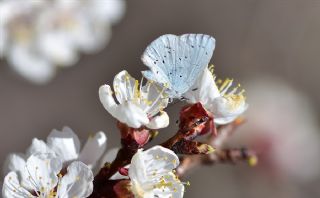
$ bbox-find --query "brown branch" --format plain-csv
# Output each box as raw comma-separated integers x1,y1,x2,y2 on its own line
176,148,258,177
176,118,258,177
212,117,246,148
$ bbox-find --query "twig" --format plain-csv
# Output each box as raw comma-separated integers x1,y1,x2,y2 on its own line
176,118,258,177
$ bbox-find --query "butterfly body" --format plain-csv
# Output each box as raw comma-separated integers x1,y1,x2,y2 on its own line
141,34,215,98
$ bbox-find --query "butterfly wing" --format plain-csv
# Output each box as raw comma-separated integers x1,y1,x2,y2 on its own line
141,34,215,98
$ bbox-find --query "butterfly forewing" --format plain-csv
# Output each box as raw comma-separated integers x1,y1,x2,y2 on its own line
141,34,215,98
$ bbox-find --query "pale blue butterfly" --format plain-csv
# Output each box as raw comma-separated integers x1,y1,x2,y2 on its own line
141,34,216,98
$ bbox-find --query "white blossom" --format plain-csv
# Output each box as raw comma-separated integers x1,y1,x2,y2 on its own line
3,126,107,178
128,146,184,198
0,0,125,84
2,153,93,198
184,66,248,124
99,70,169,129
231,78,320,182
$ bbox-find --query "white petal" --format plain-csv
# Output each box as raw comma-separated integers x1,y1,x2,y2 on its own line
57,161,94,198
209,96,248,125
129,146,183,198
0,26,8,58
114,102,149,128
78,132,107,169
55,0,79,8
38,31,78,67
129,146,179,184
26,138,52,156
151,172,185,198
0,1,16,23
98,147,119,170
146,111,169,129
183,67,220,105
129,150,148,184
3,154,26,175
89,0,126,24
8,45,55,84
99,85,149,128
140,81,169,117
2,172,35,198
113,70,136,104
214,116,240,125
47,126,80,163
99,84,118,111
143,146,179,170
69,15,111,53
2,154,32,190
25,153,62,193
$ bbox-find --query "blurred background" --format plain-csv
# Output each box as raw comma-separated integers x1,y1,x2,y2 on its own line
1,0,320,197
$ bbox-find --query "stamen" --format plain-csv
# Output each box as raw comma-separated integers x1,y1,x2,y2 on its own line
219,78,233,94
133,80,140,104
139,76,145,101
5,176,31,197
208,64,215,74
248,156,258,167
238,89,245,95
25,165,41,197
125,73,134,100
227,83,241,95
182,181,191,186
144,85,167,115
216,79,222,84
225,94,245,111
62,175,80,197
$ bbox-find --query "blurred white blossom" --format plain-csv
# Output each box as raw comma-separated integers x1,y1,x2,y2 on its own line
0,0,125,84
230,77,320,182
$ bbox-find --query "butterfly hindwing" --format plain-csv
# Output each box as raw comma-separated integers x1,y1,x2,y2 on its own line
141,34,215,98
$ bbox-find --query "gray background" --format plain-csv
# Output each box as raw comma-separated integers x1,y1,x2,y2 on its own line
1,0,320,197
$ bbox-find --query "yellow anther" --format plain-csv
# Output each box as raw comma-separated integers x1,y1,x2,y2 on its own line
225,94,245,111
239,89,246,95
88,133,94,139
219,78,233,92
133,80,141,101
248,156,258,167
208,64,215,74
125,75,130,81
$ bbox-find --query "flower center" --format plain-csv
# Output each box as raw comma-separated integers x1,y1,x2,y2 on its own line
210,65,246,111
122,73,168,116
224,94,246,111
